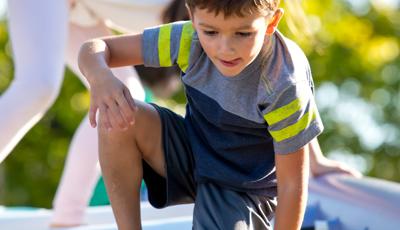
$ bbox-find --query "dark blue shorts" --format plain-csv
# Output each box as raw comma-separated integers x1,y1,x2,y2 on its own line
142,103,276,229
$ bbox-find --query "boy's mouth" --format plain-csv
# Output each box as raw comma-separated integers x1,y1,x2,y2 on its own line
219,58,241,67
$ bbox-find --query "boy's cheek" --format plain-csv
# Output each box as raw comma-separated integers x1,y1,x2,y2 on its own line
198,37,214,51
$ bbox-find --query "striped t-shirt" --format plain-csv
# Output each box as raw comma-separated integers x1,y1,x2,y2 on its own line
142,21,324,196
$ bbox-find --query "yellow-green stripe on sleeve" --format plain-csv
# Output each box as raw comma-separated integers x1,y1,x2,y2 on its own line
264,98,302,125
177,22,195,72
158,24,173,67
269,108,317,142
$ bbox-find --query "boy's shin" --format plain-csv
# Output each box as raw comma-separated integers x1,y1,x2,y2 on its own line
97,125,143,230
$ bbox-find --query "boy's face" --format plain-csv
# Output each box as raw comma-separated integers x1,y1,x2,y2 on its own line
190,7,281,77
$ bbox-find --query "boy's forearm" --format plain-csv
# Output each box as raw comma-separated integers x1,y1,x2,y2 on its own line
274,146,309,230
274,183,308,230
309,138,324,173
78,34,144,85
308,138,363,178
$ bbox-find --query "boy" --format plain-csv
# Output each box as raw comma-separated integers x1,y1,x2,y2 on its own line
78,0,324,229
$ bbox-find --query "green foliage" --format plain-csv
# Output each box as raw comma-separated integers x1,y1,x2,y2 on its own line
0,0,399,207
281,0,400,181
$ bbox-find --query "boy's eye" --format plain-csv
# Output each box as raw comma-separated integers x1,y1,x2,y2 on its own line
203,30,218,36
236,32,253,37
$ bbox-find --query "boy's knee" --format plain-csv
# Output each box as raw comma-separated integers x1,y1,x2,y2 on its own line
97,122,136,142
96,101,160,140
97,109,146,143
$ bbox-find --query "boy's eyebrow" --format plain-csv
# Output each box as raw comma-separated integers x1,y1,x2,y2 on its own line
198,22,218,29
234,25,254,30
198,22,254,30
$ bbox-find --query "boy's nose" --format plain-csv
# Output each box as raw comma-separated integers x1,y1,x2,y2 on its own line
218,39,235,56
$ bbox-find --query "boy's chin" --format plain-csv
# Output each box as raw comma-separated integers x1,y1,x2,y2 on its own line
211,59,246,77
217,68,244,78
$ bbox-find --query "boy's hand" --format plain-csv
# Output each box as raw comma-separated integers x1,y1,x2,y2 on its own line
309,139,362,178
311,157,362,178
88,70,137,131
77,35,145,130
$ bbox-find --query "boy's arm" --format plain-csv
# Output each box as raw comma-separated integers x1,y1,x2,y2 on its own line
274,146,309,230
309,138,362,178
79,34,144,82
78,34,143,130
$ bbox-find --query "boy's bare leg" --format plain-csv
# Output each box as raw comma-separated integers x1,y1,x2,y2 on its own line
98,101,166,230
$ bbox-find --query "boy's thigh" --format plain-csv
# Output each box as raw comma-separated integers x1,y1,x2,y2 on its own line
143,103,196,208
133,101,165,177
98,101,163,177
193,182,276,230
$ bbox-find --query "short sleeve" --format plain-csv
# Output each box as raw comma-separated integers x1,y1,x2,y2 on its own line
142,21,195,73
262,80,324,154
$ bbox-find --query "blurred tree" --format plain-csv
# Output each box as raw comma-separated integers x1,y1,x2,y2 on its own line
0,0,399,207
282,0,400,181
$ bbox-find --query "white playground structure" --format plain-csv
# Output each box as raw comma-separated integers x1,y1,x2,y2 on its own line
1,174,399,230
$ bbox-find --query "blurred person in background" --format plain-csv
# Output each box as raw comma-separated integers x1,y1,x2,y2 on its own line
0,0,185,227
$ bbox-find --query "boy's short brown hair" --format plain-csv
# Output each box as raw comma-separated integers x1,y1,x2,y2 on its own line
185,0,280,17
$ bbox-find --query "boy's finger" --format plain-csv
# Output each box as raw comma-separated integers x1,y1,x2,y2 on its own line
342,165,363,178
116,93,135,125
106,106,127,131
108,101,128,130
89,104,98,128
124,88,138,112
99,105,112,131
106,108,121,130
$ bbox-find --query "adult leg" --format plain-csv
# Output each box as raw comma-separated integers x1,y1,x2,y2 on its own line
50,115,100,227
99,101,165,230
51,21,145,226
0,0,68,162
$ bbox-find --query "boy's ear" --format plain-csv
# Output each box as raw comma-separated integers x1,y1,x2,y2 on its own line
186,4,198,31
266,8,284,35
185,4,194,21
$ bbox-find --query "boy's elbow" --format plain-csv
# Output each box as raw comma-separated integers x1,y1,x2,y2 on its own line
77,40,93,74
78,39,107,75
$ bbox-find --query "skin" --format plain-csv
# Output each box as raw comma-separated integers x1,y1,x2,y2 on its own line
190,7,269,77
310,138,362,178
78,4,361,229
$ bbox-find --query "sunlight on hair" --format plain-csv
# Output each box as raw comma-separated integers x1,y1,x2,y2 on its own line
282,0,315,48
